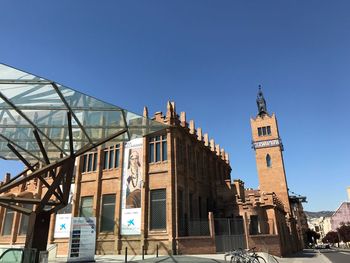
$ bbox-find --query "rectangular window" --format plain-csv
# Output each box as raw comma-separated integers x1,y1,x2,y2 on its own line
258,127,262,136
82,155,87,172
93,153,98,171
2,209,14,235
100,194,116,232
115,146,120,168
87,154,93,171
79,196,93,217
150,189,166,230
109,150,114,169
103,144,120,170
19,204,33,235
258,126,271,136
149,135,167,163
267,126,271,135
103,151,108,170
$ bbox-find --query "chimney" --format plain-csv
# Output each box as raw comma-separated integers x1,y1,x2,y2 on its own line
143,106,148,118
347,187,350,201
225,153,230,164
221,148,225,160
154,111,163,122
5,173,11,183
166,101,173,120
204,133,209,146
189,120,195,134
233,179,245,202
215,144,220,156
210,139,215,151
197,127,203,141
171,101,176,115
180,112,187,127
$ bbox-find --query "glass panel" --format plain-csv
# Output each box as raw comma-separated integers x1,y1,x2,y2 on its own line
0,63,168,162
87,154,93,172
162,141,167,161
150,189,166,230
262,127,267,136
100,194,116,232
267,126,271,135
258,127,262,136
93,153,97,171
19,204,33,235
109,150,114,169
115,147,120,168
79,196,93,217
103,151,108,170
82,155,87,172
149,143,154,163
3,209,14,235
155,142,160,162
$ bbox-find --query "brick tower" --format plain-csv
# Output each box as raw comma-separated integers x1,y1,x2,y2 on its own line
250,87,291,214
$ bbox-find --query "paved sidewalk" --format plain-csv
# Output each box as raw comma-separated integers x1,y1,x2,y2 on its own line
50,249,331,262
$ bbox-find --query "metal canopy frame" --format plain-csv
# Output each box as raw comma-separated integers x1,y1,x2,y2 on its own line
0,63,167,258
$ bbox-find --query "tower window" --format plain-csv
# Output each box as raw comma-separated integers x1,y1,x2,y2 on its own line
258,126,271,136
266,154,272,167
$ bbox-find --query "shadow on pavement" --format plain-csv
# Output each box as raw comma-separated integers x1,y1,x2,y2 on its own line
130,255,226,263
284,249,318,258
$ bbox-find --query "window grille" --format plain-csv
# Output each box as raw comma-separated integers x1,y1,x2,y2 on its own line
150,189,166,230
149,135,167,163
100,194,116,232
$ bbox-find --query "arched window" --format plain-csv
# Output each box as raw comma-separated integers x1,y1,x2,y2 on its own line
266,154,272,167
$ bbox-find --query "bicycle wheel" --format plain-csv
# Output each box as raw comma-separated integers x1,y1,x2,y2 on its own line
230,256,242,263
255,255,267,263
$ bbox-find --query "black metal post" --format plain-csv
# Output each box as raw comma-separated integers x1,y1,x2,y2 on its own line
156,244,159,258
142,245,144,260
125,247,128,263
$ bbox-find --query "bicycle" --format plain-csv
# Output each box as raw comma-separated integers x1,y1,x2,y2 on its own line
224,247,266,263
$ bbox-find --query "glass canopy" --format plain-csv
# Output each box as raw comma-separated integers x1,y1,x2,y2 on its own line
0,63,166,162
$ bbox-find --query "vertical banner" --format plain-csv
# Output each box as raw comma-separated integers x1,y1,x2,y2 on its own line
54,184,75,238
121,138,143,235
68,217,96,262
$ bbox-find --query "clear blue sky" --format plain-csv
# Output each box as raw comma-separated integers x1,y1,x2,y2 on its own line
0,1,349,212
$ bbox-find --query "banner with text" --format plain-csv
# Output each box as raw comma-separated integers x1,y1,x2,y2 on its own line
121,138,143,235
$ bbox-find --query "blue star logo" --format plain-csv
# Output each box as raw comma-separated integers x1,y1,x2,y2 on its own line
60,224,66,230
127,219,135,226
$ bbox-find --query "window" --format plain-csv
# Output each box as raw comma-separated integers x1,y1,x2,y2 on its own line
149,135,167,163
103,144,120,170
2,209,14,235
257,126,271,136
81,152,98,173
79,196,93,217
100,194,116,232
19,204,33,235
150,189,166,230
266,154,272,167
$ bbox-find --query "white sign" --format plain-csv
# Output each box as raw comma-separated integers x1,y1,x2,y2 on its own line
121,138,143,235
68,217,96,262
54,214,72,238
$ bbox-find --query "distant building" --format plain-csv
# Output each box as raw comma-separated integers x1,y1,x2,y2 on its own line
330,189,350,231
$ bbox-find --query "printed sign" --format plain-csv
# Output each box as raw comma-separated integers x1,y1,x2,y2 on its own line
68,217,96,262
54,214,72,238
54,184,75,238
121,138,143,235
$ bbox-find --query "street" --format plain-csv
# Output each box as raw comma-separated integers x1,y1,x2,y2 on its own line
320,248,350,263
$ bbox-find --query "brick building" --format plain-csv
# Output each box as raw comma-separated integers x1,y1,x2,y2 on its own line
0,101,236,256
234,88,308,256
0,89,308,257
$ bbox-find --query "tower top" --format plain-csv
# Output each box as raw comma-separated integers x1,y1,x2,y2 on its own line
256,85,268,116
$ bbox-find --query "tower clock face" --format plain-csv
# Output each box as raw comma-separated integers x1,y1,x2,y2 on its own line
253,139,281,149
